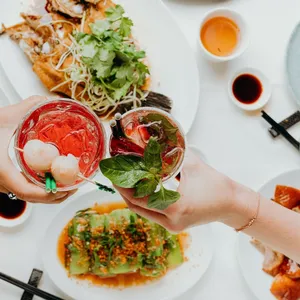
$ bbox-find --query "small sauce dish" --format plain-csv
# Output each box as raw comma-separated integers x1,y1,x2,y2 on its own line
199,8,249,62
0,193,32,229
228,67,271,111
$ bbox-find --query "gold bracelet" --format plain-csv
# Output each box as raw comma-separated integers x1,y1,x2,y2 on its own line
235,193,261,232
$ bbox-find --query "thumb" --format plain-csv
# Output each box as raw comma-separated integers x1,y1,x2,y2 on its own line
6,96,46,124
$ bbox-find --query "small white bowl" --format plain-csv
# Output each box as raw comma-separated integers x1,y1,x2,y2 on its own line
199,8,250,62
0,201,33,229
228,67,271,111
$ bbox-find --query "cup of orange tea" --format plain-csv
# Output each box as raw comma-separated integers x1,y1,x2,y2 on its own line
199,8,249,62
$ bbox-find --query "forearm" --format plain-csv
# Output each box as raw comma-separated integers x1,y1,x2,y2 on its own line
223,183,300,263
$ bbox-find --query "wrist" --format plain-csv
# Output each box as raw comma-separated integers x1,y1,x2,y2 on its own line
220,180,259,229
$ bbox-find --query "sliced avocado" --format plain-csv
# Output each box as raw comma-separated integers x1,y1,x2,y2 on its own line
108,209,140,274
140,255,167,277
144,219,165,257
72,215,89,240
68,244,90,275
166,234,184,268
89,214,108,237
109,209,137,226
91,251,113,277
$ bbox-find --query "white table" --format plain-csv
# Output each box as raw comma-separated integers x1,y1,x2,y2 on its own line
1,0,300,299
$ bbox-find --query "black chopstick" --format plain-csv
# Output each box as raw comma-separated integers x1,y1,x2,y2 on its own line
261,110,300,150
0,272,65,300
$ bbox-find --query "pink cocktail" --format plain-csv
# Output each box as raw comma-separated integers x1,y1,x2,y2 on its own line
15,99,106,191
109,108,186,181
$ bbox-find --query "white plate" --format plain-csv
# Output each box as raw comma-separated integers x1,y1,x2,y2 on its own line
0,0,199,133
237,169,300,300
41,188,214,300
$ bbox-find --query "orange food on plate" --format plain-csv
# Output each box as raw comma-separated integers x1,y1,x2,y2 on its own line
271,275,300,300
274,185,300,209
253,185,300,299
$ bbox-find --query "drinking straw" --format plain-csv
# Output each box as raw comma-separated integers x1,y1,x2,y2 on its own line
50,177,57,194
45,173,52,194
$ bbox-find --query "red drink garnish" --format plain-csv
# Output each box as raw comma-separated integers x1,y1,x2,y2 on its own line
110,137,144,157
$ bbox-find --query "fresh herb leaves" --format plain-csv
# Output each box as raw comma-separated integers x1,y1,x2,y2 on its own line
100,137,180,210
143,113,178,144
100,155,154,188
148,184,180,210
73,5,149,102
134,178,158,198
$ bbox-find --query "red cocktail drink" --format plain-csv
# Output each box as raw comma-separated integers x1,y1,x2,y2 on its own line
109,108,186,181
15,99,106,191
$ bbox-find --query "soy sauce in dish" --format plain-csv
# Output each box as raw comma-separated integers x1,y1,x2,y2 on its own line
232,74,263,104
0,193,26,219
175,173,181,182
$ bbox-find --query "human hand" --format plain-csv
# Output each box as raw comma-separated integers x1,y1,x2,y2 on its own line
0,96,77,203
115,148,237,232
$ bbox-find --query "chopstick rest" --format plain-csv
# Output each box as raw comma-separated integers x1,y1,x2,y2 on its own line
261,110,300,150
21,268,43,300
268,111,300,138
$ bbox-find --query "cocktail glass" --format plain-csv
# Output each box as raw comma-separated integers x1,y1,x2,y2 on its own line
15,98,106,191
109,107,186,181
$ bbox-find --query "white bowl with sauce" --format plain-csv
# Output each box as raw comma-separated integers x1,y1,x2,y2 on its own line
0,194,32,229
228,67,272,111
199,8,250,62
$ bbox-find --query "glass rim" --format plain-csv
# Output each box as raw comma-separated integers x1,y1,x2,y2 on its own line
14,98,107,192
118,107,186,182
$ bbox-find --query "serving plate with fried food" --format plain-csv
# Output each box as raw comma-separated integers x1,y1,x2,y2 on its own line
0,0,200,132
237,169,300,300
41,188,214,300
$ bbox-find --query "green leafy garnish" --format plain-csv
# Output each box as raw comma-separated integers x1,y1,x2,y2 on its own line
148,184,180,210
143,113,178,144
100,155,155,188
73,5,149,102
100,137,180,210
134,179,158,198
51,5,149,115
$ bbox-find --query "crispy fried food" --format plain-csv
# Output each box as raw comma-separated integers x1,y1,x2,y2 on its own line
252,185,300,299
251,239,284,276
46,0,85,18
271,275,300,300
5,23,43,62
274,185,300,209
0,24,6,35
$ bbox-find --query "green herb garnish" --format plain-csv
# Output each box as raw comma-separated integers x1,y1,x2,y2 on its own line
100,137,180,210
55,4,149,110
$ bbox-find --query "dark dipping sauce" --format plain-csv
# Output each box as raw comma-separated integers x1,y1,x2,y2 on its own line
0,193,26,220
233,74,263,104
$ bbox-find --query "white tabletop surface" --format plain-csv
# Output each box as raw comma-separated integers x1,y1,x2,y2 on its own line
1,0,300,299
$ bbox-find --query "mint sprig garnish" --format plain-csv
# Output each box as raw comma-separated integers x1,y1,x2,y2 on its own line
100,137,180,210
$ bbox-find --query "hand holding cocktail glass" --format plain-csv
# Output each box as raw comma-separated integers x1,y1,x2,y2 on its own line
0,96,76,203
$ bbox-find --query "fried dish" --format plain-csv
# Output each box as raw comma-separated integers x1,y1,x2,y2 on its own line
252,185,300,300
5,1,158,118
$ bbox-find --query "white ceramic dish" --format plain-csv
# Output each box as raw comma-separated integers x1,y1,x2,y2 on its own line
237,169,300,300
41,188,214,300
286,21,300,106
0,201,32,229
198,8,249,62
228,67,271,111
0,0,199,134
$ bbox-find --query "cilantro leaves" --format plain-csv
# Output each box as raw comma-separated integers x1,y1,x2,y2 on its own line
100,137,180,210
74,5,149,102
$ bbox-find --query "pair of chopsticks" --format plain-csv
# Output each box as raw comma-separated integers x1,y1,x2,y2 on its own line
0,271,64,300
261,110,300,150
